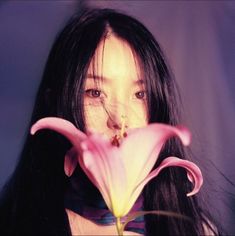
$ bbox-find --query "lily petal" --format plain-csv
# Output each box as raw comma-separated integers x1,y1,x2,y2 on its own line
78,134,128,217
119,124,191,200
30,117,87,149
64,147,78,177
30,117,202,220
128,156,203,210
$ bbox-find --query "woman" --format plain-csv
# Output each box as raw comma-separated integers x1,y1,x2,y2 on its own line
0,8,219,235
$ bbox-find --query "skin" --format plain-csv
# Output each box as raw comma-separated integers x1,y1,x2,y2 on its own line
66,35,147,235
83,34,148,140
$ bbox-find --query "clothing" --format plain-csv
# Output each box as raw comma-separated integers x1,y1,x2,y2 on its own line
64,168,145,234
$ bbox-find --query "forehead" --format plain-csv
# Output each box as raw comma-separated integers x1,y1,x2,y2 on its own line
87,35,142,83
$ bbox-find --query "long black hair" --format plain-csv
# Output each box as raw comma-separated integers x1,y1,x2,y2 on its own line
0,8,219,236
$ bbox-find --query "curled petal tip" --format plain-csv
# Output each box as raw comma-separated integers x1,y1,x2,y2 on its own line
176,125,191,146
30,127,35,135
186,177,203,197
30,118,52,136
187,192,195,197
30,122,40,135
29,117,87,149
148,157,203,198
187,185,202,197
186,163,203,197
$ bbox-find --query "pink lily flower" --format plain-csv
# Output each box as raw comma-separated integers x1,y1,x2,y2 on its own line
31,117,203,219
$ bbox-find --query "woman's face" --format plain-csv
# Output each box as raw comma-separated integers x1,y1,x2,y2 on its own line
84,35,148,140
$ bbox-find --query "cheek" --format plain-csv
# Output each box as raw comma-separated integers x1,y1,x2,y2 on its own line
84,105,107,132
128,102,148,128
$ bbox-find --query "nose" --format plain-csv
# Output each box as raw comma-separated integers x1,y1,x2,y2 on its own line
107,114,128,130
106,104,129,131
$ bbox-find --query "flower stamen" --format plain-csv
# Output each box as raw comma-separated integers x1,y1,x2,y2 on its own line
111,115,128,146
111,135,120,147
120,115,126,139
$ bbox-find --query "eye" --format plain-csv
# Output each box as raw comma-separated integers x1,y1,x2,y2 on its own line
85,89,102,98
135,91,146,99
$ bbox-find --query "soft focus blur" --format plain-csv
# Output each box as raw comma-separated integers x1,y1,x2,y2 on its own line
0,1,234,234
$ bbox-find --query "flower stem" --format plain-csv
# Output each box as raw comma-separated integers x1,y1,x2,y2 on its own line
116,217,123,236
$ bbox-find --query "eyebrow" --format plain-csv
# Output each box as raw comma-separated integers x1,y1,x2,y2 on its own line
86,74,144,85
